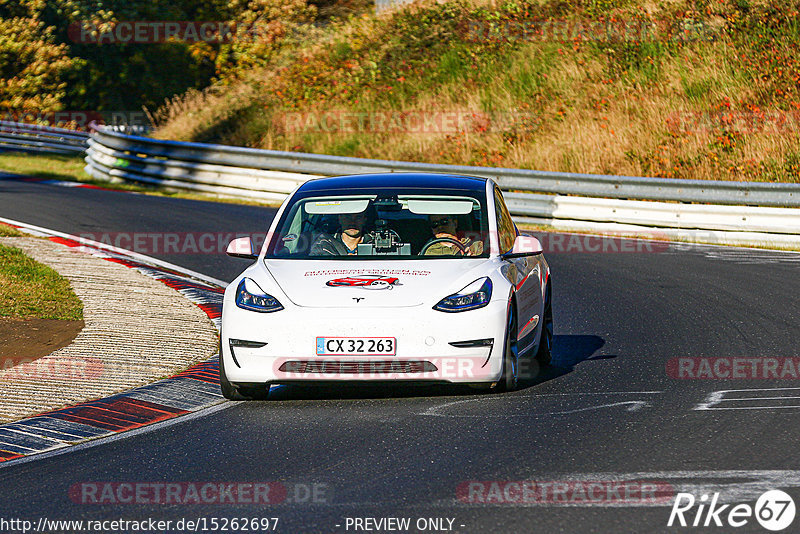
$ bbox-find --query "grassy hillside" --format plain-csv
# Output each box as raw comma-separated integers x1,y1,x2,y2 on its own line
154,0,800,182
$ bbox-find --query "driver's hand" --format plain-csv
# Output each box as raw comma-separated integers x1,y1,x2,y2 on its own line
466,241,483,256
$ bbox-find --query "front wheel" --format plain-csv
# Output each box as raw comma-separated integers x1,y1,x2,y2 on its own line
497,306,519,392
219,335,269,401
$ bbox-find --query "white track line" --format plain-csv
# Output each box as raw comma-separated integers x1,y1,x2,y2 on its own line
0,216,233,467
0,216,229,287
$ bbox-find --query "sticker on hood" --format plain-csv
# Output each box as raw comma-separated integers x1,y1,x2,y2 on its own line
326,275,401,290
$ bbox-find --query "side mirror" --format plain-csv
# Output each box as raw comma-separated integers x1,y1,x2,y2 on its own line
226,237,257,259
502,235,543,259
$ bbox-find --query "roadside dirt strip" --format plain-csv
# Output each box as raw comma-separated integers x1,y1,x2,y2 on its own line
0,229,226,463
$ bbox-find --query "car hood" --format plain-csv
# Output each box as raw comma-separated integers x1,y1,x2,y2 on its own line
264,259,490,308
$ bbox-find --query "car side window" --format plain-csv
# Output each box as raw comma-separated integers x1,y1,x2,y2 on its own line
493,188,516,253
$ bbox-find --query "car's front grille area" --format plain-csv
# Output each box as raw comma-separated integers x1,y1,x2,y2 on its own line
278,360,438,374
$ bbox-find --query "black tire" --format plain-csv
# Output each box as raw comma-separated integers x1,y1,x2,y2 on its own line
535,282,553,366
497,305,519,392
219,335,269,401
218,336,244,400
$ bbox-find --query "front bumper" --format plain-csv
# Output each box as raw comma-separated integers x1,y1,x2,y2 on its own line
221,299,508,385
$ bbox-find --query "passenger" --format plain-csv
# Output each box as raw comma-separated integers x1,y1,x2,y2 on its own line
310,212,376,256
423,215,484,256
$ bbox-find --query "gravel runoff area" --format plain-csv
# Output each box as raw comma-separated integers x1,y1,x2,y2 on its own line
0,237,218,422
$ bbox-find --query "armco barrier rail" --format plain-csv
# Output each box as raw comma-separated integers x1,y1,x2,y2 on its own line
81,128,800,247
86,129,800,207
0,121,89,154
0,122,150,155
0,123,784,248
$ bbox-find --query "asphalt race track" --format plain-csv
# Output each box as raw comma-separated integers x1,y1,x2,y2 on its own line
2,175,800,533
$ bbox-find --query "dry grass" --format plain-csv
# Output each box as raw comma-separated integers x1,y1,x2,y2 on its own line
153,83,261,143
153,0,800,183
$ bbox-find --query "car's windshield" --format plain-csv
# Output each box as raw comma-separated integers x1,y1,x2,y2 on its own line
266,189,489,259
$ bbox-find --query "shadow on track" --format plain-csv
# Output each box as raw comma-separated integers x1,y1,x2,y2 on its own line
517,334,612,390
264,334,612,401
551,334,609,367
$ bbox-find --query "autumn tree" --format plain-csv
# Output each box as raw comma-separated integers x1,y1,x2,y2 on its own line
0,0,79,113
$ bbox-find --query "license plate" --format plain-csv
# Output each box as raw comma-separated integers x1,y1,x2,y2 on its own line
316,337,396,356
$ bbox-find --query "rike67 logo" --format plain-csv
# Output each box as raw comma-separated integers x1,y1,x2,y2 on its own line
668,490,796,531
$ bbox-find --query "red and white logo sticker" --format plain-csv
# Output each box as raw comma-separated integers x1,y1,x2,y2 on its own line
326,275,401,290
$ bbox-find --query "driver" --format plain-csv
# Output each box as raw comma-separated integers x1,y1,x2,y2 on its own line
310,211,376,256
423,214,484,256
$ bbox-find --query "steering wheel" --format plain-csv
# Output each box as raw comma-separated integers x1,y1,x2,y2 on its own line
420,237,468,256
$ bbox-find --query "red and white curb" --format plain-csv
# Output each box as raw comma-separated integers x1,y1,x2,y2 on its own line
0,217,227,464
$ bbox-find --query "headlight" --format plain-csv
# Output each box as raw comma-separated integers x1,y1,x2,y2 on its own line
235,278,284,313
433,277,492,313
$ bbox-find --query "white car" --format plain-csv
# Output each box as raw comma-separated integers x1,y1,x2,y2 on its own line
220,173,553,400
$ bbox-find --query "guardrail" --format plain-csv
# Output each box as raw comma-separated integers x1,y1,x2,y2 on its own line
86,128,800,207
0,121,89,154
0,122,152,155
83,127,800,247
3,124,784,249
85,131,318,202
